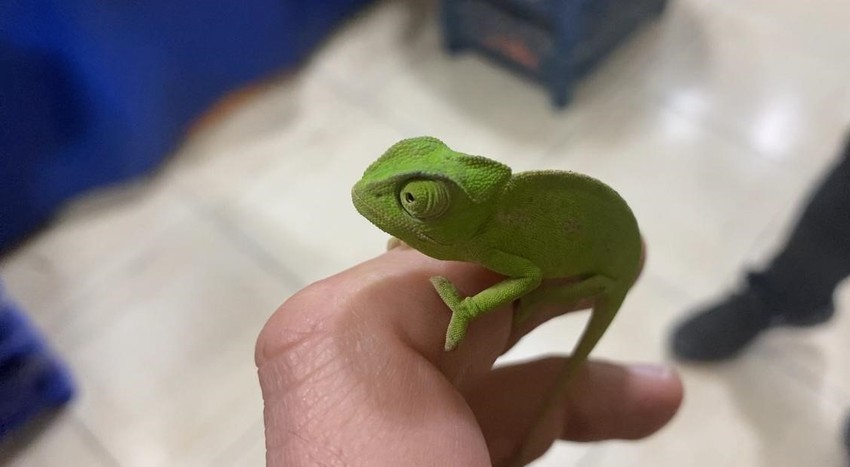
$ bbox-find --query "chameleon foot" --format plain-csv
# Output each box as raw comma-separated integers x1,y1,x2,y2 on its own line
430,276,473,351
445,311,471,351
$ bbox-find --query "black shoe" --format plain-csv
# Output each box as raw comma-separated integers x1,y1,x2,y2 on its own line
670,277,834,362
671,288,773,362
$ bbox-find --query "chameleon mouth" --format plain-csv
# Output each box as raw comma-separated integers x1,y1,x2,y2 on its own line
351,189,368,213
351,189,399,231
351,189,384,221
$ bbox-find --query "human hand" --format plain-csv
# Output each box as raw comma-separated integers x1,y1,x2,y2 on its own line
255,245,682,466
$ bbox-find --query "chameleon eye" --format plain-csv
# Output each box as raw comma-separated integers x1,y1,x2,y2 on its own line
399,179,450,220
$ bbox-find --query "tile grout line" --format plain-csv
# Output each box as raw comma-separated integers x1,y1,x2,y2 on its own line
208,420,265,467
37,194,197,351
752,347,849,409
574,443,608,467
535,78,641,162
640,57,846,179
314,64,426,138
178,189,308,290
69,412,123,467
651,92,801,174
641,269,701,305
703,0,850,64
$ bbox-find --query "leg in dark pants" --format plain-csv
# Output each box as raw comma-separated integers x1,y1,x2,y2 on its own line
671,134,850,361
755,140,850,319
671,133,850,463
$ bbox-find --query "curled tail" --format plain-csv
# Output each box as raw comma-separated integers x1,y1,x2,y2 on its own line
553,289,625,395
507,287,628,467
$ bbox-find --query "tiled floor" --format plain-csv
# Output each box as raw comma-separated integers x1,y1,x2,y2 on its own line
2,0,849,465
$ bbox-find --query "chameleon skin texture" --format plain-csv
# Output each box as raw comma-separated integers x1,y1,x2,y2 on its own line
352,136,642,463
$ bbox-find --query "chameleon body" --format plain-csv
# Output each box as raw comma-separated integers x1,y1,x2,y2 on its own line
352,137,641,462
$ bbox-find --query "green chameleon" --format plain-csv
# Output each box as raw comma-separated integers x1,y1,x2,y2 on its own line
351,136,642,461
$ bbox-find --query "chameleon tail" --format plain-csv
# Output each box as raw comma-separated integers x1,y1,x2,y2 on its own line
553,289,625,397
508,289,627,467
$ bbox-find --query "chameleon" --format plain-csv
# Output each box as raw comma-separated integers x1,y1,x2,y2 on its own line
351,136,642,463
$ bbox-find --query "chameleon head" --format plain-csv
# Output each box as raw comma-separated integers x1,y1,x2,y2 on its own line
352,137,512,253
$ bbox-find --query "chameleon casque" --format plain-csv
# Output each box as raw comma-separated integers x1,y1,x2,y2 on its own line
351,136,642,463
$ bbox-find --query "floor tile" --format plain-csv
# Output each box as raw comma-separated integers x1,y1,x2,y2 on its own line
709,0,850,57
209,421,266,467
609,0,850,166
755,283,850,403
1,413,114,467
529,443,593,467
0,179,191,332
167,71,360,210
56,211,292,466
313,0,440,96
220,93,414,284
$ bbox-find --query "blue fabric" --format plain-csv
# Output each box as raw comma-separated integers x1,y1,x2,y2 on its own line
0,0,369,249
0,282,74,439
441,0,667,107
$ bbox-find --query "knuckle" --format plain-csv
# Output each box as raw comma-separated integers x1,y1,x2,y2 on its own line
255,278,342,367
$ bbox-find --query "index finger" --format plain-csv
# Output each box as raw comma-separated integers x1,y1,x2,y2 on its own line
256,246,515,386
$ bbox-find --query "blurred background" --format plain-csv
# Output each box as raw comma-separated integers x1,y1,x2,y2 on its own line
1,0,848,465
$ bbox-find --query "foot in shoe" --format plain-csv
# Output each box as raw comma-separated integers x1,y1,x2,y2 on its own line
670,274,835,362
670,288,773,362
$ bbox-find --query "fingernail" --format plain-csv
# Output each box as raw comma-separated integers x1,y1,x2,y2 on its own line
629,363,674,380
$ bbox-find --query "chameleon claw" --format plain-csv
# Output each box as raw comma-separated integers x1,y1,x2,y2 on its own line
445,299,476,351
444,312,469,351
431,276,473,351
430,276,463,306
